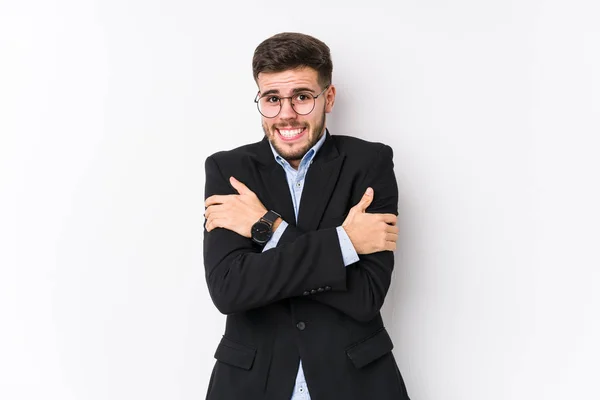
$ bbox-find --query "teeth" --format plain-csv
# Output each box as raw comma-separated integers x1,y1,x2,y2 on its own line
278,128,304,137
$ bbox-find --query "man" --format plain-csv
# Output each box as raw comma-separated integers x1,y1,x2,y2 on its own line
203,32,410,400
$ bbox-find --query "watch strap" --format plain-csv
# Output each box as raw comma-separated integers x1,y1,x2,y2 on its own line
260,210,281,226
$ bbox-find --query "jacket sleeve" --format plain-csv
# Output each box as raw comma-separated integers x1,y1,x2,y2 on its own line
277,144,399,322
203,156,347,315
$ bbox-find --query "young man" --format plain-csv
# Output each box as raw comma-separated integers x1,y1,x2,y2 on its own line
203,32,410,400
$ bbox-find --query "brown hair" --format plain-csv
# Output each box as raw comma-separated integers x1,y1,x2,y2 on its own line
252,32,333,88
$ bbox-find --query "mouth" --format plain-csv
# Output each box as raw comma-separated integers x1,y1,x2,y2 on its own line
276,127,307,142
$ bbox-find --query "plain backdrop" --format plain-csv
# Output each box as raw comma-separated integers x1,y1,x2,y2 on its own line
1,0,599,399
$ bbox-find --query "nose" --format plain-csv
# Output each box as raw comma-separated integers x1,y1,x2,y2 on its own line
278,98,298,120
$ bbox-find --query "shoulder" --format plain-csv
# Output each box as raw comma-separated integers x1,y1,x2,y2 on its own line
331,134,393,159
205,139,265,168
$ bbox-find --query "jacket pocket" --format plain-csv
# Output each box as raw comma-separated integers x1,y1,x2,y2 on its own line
346,328,394,369
214,336,257,370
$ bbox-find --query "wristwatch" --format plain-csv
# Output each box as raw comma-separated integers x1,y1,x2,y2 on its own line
251,210,281,245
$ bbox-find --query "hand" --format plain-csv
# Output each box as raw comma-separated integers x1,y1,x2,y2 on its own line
204,177,268,237
341,187,398,254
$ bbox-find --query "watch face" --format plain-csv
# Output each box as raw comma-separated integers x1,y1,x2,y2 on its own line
251,221,272,244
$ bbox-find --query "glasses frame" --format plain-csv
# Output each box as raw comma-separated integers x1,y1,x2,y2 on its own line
254,85,330,118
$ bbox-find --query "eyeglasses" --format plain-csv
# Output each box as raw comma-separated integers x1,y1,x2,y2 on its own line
254,85,330,118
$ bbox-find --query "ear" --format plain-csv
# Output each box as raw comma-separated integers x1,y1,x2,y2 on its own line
325,85,336,113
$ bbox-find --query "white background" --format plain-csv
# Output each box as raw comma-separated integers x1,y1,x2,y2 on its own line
1,0,599,399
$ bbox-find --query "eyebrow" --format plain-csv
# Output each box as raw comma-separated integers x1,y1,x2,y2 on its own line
260,87,317,97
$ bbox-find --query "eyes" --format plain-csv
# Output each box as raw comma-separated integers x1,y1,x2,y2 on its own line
265,93,313,104
255,85,329,118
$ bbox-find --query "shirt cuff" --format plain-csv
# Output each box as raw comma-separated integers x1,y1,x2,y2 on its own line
262,220,289,252
336,226,359,266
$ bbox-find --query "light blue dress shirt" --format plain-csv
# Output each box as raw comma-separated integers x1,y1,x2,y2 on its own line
262,132,359,400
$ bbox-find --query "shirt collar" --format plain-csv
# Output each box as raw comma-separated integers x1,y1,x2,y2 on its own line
269,128,328,168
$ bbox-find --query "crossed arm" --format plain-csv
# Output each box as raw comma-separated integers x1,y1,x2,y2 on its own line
203,146,399,322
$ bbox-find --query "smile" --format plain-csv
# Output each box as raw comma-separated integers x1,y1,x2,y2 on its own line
277,127,306,141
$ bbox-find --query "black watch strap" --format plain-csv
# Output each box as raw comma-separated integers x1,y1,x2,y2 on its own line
261,210,281,226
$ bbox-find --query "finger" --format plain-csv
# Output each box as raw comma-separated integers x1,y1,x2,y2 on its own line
205,215,216,232
352,187,374,213
206,216,226,232
205,195,233,207
205,206,225,220
385,225,399,234
378,214,398,225
385,233,398,242
204,195,218,208
384,241,397,252
205,202,227,211
230,176,253,196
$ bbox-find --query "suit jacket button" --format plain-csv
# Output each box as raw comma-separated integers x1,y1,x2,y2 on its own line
310,289,317,294
317,287,325,292
296,321,306,331
302,291,310,296
325,286,332,291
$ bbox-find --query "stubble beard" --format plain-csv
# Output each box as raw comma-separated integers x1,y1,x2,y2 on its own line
262,108,326,165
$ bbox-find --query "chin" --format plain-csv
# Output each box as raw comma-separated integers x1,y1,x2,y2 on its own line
277,145,309,160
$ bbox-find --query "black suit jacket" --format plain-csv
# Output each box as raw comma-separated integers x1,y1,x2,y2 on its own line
203,131,410,400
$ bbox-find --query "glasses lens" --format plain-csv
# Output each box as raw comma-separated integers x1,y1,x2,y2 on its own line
258,96,280,118
291,93,315,115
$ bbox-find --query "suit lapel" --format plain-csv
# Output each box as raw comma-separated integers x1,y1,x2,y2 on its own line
297,132,345,231
255,137,296,226
254,132,345,230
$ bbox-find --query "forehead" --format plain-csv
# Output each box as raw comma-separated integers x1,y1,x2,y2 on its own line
257,67,320,93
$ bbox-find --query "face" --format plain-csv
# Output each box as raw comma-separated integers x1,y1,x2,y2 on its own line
256,67,336,168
